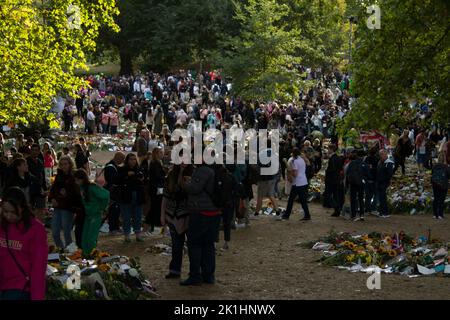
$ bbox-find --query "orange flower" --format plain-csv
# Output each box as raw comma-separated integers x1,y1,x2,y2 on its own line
98,264,110,272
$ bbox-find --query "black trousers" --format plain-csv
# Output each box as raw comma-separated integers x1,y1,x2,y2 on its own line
394,155,406,175
107,201,121,232
74,211,85,248
146,193,163,229
377,185,389,216
217,203,234,242
433,184,447,217
285,185,310,219
186,213,221,283
328,182,344,215
350,184,365,218
168,223,186,275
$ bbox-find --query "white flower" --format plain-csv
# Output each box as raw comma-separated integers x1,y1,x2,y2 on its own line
128,268,139,278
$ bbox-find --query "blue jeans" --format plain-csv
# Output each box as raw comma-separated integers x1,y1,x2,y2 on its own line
121,192,143,235
273,174,281,198
51,209,74,248
187,213,221,283
101,123,109,134
110,126,117,134
168,223,186,275
433,185,447,218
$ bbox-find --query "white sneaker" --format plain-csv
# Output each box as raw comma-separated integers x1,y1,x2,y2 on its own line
433,216,438,219
236,223,247,229
370,211,380,216
438,216,444,220
353,217,361,222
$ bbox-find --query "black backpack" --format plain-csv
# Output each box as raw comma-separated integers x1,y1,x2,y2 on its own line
348,160,364,186
208,165,235,209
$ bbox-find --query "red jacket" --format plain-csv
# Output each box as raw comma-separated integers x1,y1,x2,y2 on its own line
0,218,48,300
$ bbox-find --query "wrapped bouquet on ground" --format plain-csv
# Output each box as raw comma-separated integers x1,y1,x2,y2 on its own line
304,230,450,277
46,248,158,300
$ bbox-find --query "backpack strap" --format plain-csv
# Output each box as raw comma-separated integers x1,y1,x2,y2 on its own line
5,227,30,291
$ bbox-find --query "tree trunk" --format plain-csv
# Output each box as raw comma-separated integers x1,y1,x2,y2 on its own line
119,49,133,75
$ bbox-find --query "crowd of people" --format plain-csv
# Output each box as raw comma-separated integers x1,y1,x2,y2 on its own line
0,68,449,300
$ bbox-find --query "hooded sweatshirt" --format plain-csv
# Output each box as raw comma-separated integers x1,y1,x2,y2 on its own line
0,218,48,300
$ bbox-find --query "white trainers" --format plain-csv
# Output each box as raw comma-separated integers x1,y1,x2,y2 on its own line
353,217,361,222
236,223,247,229
438,216,444,220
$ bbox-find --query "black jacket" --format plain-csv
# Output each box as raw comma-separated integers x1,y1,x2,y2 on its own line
148,160,165,195
104,160,120,190
187,165,218,212
376,158,395,188
394,138,413,159
6,173,43,201
432,164,450,190
27,156,46,190
325,154,344,185
364,155,379,182
118,165,145,204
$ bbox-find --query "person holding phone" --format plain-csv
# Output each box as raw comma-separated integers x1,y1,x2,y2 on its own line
0,187,47,300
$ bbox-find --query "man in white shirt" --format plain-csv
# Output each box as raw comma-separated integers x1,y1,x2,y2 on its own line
280,148,311,221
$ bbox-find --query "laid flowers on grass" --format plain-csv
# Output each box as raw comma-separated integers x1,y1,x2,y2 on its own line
46,248,158,300
304,230,450,277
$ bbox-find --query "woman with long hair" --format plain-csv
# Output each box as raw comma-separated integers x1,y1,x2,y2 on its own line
118,153,145,242
160,164,193,279
0,187,47,300
73,169,110,256
48,156,82,250
6,158,42,205
146,147,165,234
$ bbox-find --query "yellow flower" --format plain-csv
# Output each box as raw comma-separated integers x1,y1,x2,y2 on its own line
346,254,355,262
80,290,88,298
388,250,397,257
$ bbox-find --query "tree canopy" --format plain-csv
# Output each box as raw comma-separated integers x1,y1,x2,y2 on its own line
0,0,119,127
342,0,450,131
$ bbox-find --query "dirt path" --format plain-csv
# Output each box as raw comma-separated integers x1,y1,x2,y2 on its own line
97,202,450,300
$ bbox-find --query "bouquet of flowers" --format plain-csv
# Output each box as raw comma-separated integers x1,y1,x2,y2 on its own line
46,249,158,300
306,230,450,277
